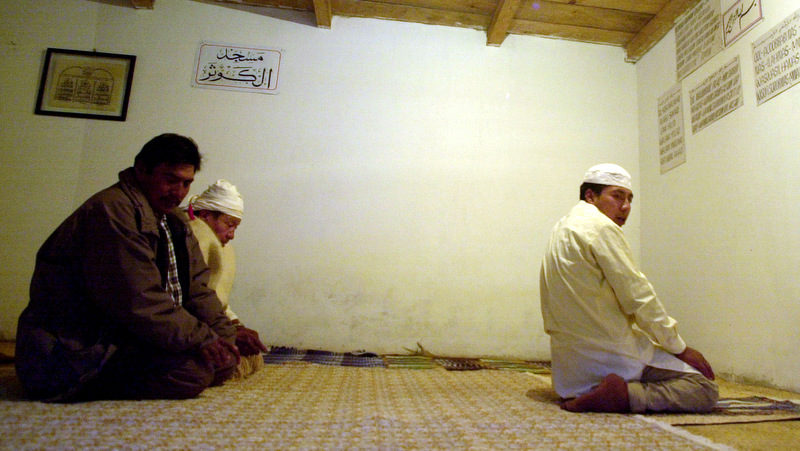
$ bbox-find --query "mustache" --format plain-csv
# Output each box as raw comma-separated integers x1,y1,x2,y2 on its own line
162,196,183,205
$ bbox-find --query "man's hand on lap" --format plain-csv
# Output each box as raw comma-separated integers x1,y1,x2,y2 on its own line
234,324,268,356
676,346,715,380
200,338,240,369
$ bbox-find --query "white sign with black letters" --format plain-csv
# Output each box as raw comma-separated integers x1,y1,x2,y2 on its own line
676,0,723,81
722,0,763,47
689,56,743,134
193,42,282,94
657,84,686,174
752,8,800,105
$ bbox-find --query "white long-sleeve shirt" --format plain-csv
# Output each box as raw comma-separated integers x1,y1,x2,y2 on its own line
539,201,697,398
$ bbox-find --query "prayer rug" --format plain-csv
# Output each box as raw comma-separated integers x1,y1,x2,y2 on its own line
651,396,800,426
523,373,800,426
382,354,439,369
0,364,725,449
478,358,551,373
263,346,385,367
263,347,552,373
434,357,488,370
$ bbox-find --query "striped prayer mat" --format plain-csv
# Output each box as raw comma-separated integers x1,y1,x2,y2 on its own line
263,347,551,372
523,374,800,426
263,346,385,367
653,396,800,425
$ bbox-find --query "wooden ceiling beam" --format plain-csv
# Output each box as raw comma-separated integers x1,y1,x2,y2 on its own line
545,0,667,15
313,0,333,28
376,0,495,16
516,0,652,33
510,19,634,46
332,0,490,30
130,0,154,8
487,0,523,46
624,0,700,62
214,0,314,12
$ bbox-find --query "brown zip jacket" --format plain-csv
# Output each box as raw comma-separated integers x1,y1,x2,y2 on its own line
15,168,235,401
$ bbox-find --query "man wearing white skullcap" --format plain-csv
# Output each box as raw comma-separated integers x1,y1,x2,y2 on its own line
181,180,267,378
539,163,718,413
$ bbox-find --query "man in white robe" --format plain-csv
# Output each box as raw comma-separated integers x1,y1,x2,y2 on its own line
539,164,718,413
181,180,267,378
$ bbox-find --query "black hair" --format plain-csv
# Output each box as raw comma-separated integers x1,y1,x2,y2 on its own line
579,182,607,201
134,133,201,172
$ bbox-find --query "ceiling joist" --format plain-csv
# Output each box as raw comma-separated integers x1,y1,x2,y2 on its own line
624,0,701,62
487,0,523,46
130,0,154,8
131,0,699,62
312,0,333,28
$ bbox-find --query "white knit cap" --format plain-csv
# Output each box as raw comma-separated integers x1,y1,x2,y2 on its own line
189,179,244,219
582,163,632,191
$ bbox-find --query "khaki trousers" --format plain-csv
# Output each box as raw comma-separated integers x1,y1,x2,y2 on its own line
627,366,719,413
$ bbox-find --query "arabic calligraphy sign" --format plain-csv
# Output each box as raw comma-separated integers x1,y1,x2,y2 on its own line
752,7,800,105
688,56,743,134
193,42,281,94
723,0,763,47
657,84,686,174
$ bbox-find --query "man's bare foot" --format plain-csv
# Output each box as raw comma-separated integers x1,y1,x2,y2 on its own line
561,374,630,413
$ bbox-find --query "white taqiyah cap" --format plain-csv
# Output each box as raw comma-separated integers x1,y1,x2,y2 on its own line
188,179,244,219
582,163,632,191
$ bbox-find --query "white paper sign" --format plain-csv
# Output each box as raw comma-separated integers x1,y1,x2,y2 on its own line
193,42,281,94
657,84,686,174
689,56,744,134
723,0,763,47
752,8,800,105
676,0,723,81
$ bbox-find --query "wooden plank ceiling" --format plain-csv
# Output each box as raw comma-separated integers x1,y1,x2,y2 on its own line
129,0,701,62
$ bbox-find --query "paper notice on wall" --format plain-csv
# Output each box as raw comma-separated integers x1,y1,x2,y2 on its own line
192,42,282,94
657,84,686,174
722,0,763,47
689,56,743,134
676,0,723,81
752,8,800,105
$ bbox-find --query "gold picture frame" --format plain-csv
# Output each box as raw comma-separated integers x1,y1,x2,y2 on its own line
35,48,136,121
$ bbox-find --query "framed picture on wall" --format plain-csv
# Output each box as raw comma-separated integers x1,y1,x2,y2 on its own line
35,48,136,121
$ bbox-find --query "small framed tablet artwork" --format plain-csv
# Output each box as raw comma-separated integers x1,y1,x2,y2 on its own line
35,48,136,121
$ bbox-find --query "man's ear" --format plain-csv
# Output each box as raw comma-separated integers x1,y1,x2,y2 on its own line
584,188,597,204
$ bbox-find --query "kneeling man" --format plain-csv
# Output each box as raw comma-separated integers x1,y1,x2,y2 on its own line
539,163,718,413
16,134,239,402
181,179,268,378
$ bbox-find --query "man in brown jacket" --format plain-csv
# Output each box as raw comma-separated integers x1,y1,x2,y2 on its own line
15,133,240,402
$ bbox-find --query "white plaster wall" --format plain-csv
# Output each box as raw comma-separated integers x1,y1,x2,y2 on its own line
0,0,638,359
0,0,99,340
636,0,800,391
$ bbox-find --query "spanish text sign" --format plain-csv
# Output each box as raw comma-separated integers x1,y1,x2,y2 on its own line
689,56,743,134
193,42,281,94
752,8,800,105
657,84,686,174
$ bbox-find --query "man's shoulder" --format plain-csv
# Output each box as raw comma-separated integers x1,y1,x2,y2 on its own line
562,202,611,230
553,203,623,249
79,182,138,218
77,177,161,236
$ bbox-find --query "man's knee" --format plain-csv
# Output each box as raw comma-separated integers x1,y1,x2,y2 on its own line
156,356,216,399
93,350,216,400
686,374,719,413
211,359,236,387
